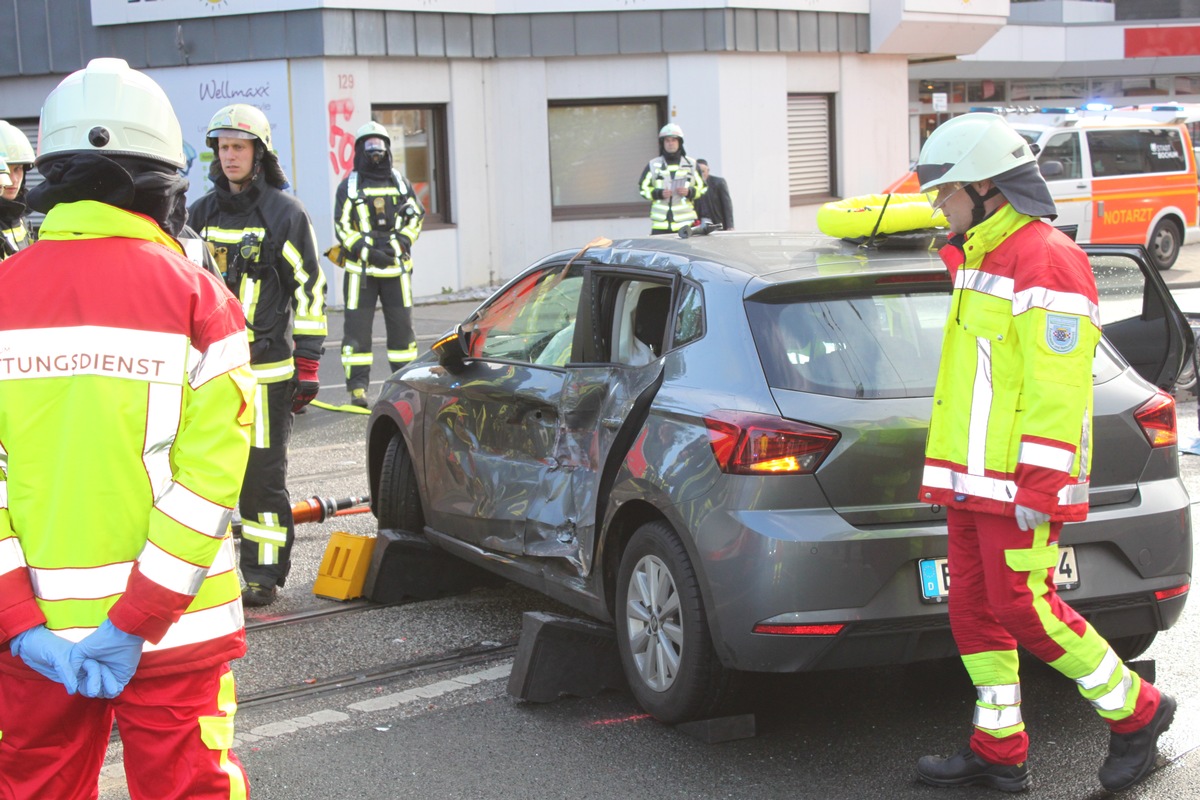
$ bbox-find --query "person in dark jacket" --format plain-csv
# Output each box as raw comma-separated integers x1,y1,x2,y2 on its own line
333,121,425,407
0,120,36,259
694,159,734,231
188,103,328,607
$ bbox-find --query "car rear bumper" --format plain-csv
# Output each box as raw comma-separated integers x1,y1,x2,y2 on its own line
686,480,1192,673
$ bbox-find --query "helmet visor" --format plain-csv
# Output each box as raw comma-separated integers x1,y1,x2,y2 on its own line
916,161,955,192
212,129,258,141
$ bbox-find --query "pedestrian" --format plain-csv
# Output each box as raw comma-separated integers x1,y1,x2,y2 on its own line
0,119,36,259
915,112,1175,794
333,120,426,407
638,123,706,235
694,158,734,230
0,57,254,798
189,103,328,607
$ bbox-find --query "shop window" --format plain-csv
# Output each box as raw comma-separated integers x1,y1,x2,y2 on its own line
787,94,836,204
1011,80,1086,102
548,99,665,220
371,105,450,225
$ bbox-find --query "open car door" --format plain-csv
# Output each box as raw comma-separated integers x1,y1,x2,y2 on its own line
1087,244,1194,390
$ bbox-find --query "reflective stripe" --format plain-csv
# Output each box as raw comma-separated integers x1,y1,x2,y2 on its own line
1018,440,1075,472
967,337,992,475
200,227,267,244
0,326,187,384
0,479,7,509
1013,286,1101,327
345,272,361,311
293,316,325,334
251,383,269,449
31,561,132,601
1076,648,1120,691
387,346,418,363
250,360,294,382
924,465,1089,506
137,540,211,597
241,520,287,545
977,684,1021,706
157,481,234,538
58,598,244,651
188,330,251,389
973,704,1023,730
0,537,26,573
341,351,374,367
28,539,236,603
957,267,1014,301
1091,671,1134,712
144,382,183,501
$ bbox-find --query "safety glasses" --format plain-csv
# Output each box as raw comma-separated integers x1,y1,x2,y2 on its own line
931,182,965,212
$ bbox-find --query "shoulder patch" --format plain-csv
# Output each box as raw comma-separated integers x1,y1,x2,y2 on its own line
1045,313,1079,354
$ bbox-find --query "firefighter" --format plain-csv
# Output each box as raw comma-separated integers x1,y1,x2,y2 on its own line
637,122,706,235
0,57,254,798
0,119,36,258
188,103,328,607
915,113,1175,794
333,121,425,407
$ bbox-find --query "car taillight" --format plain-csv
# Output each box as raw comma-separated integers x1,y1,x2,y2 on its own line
703,410,839,475
1134,391,1177,448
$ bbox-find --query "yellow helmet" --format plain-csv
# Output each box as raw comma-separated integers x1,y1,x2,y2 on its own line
36,58,184,169
206,104,272,151
0,121,35,166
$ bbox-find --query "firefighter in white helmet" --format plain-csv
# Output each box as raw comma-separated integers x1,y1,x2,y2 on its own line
0,57,253,798
188,103,328,607
914,113,1175,794
638,122,707,234
0,119,36,258
333,120,425,407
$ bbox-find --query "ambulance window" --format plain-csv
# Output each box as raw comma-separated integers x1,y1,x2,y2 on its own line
1039,132,1082,180
1087,129,1186,176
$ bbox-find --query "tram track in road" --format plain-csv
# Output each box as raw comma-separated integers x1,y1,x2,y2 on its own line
244,598,390,632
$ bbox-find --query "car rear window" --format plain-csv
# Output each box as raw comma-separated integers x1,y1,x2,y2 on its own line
747,292,949,399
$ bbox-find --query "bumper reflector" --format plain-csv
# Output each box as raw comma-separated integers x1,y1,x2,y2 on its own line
1155,583,1189,602
753,623,844,636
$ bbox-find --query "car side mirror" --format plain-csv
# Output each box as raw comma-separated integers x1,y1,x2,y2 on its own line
1039,160,1064,178
432,324,472,372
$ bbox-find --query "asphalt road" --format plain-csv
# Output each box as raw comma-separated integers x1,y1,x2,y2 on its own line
94,241,1200,799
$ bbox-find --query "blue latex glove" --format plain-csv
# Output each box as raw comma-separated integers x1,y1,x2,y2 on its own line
69,619,145,699
1015,504,1050,532
9,625,79,694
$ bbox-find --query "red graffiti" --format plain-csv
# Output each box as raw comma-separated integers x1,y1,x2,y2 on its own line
329,98,355,177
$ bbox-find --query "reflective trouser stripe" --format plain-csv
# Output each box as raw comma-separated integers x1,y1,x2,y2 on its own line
346,271,361,312
242,514,286,567
388,346,418,365
251,383,270,449
962,651,1026,741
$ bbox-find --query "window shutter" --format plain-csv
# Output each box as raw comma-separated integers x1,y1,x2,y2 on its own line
787,95,832,200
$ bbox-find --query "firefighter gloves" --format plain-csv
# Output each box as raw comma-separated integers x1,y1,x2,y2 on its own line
293,356,321,413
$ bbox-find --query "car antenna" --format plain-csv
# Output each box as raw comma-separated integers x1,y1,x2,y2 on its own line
568,236,613,268
864,193,894,249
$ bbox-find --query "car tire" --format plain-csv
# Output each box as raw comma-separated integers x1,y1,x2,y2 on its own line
1148,218,1182,270
615,520,732,724
377,432,425,533
1110,632,1157,662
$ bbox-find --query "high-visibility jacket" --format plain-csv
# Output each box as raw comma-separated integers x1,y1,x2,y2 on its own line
920,203,1101,522
189,173,327,384
0,198,31,259
638,155,707,232
0,200,255,677
334,169,425,278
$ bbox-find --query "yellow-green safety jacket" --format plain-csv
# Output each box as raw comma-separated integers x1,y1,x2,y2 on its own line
334,169,424,278
920,204,1101,522
0,201,255,677
638,155,707,232
188,172,327,385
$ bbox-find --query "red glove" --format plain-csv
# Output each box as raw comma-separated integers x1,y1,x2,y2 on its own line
293,356,320,413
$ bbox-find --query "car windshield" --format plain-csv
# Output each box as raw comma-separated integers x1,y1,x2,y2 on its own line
747,291,949,399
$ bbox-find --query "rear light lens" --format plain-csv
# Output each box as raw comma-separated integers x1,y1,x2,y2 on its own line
753,623,845,636
704,410,839,475
1155,583,1189,601
1134,391,1177,448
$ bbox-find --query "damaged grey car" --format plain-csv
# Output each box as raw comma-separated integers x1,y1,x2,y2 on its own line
365,231,1193,724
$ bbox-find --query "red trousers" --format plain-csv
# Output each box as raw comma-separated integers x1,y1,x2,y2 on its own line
947,508,1159,764
0,661,248,800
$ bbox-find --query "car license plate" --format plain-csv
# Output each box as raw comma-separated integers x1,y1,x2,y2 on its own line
918,546,1079,603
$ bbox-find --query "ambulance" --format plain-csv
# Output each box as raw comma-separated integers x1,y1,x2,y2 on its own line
1004,105,1199,270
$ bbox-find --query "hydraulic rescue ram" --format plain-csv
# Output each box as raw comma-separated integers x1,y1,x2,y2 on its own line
232,495,370,535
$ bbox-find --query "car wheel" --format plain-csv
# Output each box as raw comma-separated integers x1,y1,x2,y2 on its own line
377,432,424,533
615,520,731,724
1148,218,1182,270
1110,632,1157,662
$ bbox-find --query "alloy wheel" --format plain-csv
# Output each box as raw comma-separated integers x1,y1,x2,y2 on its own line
624,553,684,692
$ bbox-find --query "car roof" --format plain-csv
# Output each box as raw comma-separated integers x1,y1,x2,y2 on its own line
563,232,951,298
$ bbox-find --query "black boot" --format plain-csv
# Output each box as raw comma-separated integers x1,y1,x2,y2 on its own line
241,581,278,608
1098,693,1176,792
917,747,1030,792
